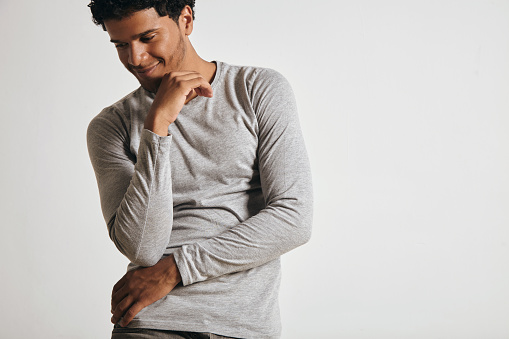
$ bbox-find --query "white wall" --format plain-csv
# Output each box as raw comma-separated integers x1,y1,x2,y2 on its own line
1,0,508,338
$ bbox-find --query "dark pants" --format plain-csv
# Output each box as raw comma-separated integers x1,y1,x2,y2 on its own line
111,326,239,339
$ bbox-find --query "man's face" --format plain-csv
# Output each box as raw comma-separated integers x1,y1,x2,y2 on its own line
104,8,187,92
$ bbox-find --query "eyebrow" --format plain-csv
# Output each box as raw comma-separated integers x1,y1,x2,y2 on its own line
110,28,159,43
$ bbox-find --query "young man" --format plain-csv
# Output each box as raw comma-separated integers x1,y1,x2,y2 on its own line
87,1,313,338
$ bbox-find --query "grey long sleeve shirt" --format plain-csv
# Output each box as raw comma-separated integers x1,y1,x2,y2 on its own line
87,61,313,338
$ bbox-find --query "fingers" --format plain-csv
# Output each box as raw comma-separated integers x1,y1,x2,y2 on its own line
194,86,213,98
112,274,127,294
111,284,128,314
111,294,135,326
110,271,149,327
177,77,212,96
161,71,213,98
117,302,146,327
111,292,148,327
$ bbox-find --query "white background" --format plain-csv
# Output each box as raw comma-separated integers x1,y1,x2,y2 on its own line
1,0,508,338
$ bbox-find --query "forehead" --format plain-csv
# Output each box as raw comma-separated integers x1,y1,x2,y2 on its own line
104,8,174,40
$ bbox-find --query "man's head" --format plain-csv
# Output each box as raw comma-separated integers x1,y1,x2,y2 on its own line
88,0,196,92
89,0,195,31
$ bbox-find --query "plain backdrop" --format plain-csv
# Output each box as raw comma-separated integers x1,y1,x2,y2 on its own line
1,0,508,338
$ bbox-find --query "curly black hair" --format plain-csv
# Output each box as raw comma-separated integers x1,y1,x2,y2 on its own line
88,0,195,30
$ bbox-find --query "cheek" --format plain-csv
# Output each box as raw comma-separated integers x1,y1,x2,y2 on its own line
149,46,164,61
116,46,135,66
117,50,128,64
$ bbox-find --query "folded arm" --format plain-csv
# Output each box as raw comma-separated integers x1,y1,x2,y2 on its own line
173,69,313,285
87,115,174,267
87,71,212,267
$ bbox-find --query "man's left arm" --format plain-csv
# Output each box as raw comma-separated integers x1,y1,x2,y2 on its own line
174,69,312,285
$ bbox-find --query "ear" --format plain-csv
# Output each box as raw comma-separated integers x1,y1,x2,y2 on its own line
179,5,194,36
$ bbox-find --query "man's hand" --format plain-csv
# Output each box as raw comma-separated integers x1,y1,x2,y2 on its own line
145,71,213,136
110,254,182,327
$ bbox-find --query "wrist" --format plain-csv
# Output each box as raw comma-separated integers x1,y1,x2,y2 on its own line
163,254,182,286
144,110,172,136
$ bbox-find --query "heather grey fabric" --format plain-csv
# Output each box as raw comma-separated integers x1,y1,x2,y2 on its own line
87,62,313,339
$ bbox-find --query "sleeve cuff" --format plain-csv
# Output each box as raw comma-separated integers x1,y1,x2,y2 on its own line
141,128,173,143
172,248,193,286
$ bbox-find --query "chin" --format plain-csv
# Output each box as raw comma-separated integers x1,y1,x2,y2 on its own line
138,79,159,93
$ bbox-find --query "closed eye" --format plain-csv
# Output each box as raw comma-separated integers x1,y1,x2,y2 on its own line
140,35,155,43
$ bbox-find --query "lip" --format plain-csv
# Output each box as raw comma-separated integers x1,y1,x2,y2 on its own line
134,62,160,78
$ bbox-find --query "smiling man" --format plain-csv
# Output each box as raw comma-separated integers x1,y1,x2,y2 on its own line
87,1,313,338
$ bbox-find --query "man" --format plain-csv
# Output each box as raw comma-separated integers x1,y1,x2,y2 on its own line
87,1,313,338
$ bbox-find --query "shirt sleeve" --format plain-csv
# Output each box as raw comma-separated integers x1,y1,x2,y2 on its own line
173,69,313,285
87,110,174,267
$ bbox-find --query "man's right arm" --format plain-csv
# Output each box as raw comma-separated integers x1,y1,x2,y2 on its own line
87,114,174,267
87,71,213,267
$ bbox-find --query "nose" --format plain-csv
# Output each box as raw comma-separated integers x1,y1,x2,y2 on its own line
128,42,147,67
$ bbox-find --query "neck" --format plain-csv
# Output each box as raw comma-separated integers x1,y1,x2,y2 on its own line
175,42,217,104
181,42,217,84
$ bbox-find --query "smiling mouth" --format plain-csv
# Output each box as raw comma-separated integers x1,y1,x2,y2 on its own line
133,62,160,77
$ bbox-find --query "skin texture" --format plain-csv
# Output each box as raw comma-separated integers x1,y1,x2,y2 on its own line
103,6,216,326
105,6,215,135
110,255,182,327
